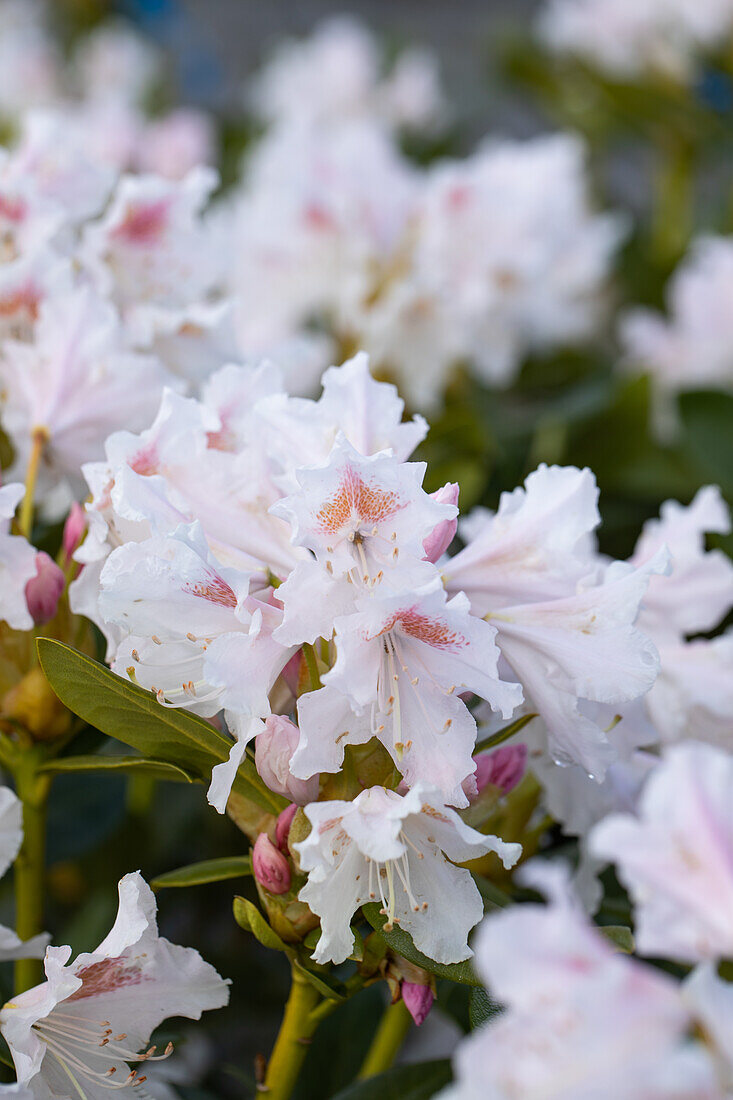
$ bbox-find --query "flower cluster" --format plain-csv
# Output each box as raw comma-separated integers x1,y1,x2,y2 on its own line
538,0,733,80
230,31,624,409
75,348,719,970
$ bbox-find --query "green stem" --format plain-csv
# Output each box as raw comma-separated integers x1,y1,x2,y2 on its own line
651,137,693,269
357,998,412,1080
14,771,50,994
18,429,46,540
261,966,321,1099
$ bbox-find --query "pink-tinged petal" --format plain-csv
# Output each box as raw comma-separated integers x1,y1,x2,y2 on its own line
423,482,459,562
443,464,601,615
253,834,291,894
402,981,434,1026
24,553,64,625
590,742,733,963
255,715,320,804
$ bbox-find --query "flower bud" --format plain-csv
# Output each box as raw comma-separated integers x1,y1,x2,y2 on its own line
253,833,291,895
62,502,86,564
423,482,459,563
275,803,298,852
255,715,320,805
402,981,434,1026
24,552,64,625
474,743,528,797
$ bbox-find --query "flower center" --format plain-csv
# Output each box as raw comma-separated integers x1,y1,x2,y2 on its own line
32,1009,173,1096
363,831,428,932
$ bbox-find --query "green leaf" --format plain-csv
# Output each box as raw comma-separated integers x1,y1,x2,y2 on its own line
330,1060,452,1100
37,638,281,812
474,713,537,754
362,903,481,987
232,896,288,952
599,925,635,954
468,986,501,1029
152,856,253,890
39,754,197,783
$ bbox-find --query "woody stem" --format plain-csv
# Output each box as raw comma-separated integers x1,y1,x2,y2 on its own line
261,965,321,1099
14,765,50,994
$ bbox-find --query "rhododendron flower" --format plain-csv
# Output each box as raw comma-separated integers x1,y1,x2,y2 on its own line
487,549,667,778
0,284,174,495
622,237,733,405
247,15,443,132
0,872,229,1097
358,135,624,408
439,862,725,1100
630,485,733,642
295,785,521,965
82,167,224,347
271,434,456,584
0,485,38,631
98,521,295,811
443,464,600,616
590,741,733,962
294,582,522,805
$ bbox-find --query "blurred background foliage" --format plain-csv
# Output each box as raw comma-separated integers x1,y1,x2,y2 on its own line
11,1,732,1095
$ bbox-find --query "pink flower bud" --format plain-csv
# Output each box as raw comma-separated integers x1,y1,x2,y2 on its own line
473,744,528,797
275,803,298,852
62,502,86,564
253,833,291,895
402,981,434,1026
24,552,64,625
423,482,459,563
255,715,320,805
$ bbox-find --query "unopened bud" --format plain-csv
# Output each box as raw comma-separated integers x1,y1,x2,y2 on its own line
402,981,434,1026
253,833,291,895
423,483,459,563
25,552,64,625
473,744,528,797
275,803,298,852
255,715,320,805
62,502,86,564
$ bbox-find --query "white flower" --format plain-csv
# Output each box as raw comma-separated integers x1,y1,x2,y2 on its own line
232,120,417,357
295,785,520,966
443,463,601,616
255,352,427,485
0,485,37,632
246,15,443,133
0,284,174,497
98,521,294,811
82,167,224,349
295,581,522,806
630,485,733,642
646,632,733,746
538,0,733,80
0,872,229,1098
488,550,667,779
622,236,733,405
590,741,733,962
358,134,624,408
72,19,160,109
439,860,725,1100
